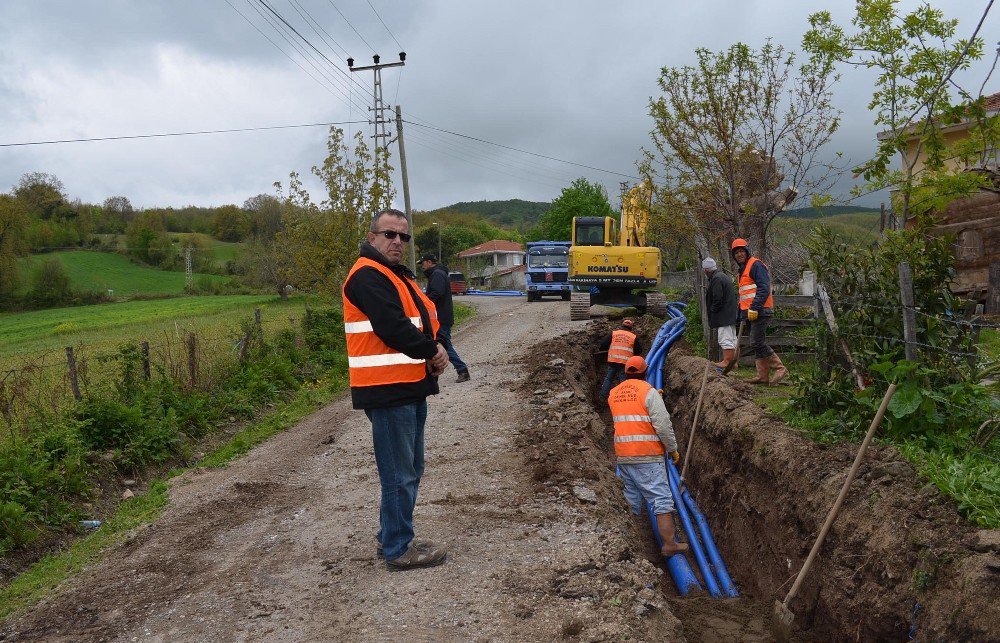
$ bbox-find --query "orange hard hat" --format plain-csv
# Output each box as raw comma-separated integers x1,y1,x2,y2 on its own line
621,318,634,328
625,355,647,375
731,238,748,251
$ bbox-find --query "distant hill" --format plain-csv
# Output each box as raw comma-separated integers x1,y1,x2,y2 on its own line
779,205,880,219
425,199,550,230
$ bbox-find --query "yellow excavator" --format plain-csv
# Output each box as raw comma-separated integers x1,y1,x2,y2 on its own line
568,182,666,320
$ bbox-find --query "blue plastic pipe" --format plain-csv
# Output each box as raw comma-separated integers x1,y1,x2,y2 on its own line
666,457,723,598
644,495,703,596
617,466,703,596
672,472,739,598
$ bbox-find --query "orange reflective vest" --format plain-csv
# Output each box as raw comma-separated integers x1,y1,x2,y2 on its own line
609,378,665,458
341,257,440,388
738,257,774,311
607,329,637,364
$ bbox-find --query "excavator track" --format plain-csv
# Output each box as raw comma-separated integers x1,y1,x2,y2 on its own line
570,291,591,321
644,292,668,318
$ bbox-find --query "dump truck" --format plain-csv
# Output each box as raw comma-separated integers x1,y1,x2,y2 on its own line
568,182,667,320
525,241,571,301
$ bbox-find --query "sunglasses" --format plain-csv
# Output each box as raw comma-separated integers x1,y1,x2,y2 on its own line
373,230,412,243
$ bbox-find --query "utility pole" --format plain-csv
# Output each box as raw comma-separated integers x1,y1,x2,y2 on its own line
433,221,441,264
184,247,193,288
349,52,410,270
395,104,416,272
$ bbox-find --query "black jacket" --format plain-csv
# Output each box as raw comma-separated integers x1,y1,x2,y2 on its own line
422,263,455,326
343,242,440,409
706,270,738,328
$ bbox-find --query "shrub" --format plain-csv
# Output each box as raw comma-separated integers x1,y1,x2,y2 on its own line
29,258,72,307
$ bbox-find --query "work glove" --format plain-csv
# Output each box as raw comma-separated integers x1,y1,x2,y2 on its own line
669,450,680,466
747,309,759,322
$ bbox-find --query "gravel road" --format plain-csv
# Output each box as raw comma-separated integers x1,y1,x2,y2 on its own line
2,296,682,642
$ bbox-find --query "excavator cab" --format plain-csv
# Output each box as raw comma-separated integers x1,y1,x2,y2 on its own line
572,217,616,246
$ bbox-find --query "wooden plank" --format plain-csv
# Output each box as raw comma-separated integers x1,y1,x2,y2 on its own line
818,284,865,390
739,336,814,348
774,294,817,308
768,318,814,328
738,352,813,365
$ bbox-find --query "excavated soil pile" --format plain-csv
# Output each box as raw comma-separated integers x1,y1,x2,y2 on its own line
664,352,1000,640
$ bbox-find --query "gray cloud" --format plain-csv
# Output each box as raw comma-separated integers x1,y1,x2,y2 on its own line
0,1,995,212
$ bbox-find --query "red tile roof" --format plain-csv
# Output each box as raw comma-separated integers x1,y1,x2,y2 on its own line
456,240,525,258
984,91,1000,112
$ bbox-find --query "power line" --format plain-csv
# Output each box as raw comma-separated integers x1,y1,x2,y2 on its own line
404,119,641,180
366,0,403,51
222,0,348,100
286,0,350,59
325,0,376,53
0,120,366,147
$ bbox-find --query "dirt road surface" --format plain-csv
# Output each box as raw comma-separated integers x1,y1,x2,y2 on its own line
2,297,686,642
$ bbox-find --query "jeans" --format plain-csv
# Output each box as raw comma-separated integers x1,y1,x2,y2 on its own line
619,461,675,515
365,400,427,561
600,363,626,403
437,324,468,373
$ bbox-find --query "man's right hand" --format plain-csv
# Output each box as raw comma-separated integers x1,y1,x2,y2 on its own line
429,343,449,376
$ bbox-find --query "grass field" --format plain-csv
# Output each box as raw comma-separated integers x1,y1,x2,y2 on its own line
771,211,881,248
18,251,228,296
0,295,314,366
169,233,245,269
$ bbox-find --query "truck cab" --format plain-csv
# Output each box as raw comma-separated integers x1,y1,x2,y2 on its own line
525,241,571,302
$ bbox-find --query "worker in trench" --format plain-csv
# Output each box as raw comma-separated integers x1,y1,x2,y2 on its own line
598,318,642,403
730,238,788,385
609,356,689,557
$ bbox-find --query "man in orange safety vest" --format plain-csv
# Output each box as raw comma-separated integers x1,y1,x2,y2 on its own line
609,356,689,557
730,238,788,385
598,319,643,402
342,208,450,572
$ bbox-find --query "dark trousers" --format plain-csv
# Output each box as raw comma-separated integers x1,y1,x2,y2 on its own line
748,313,774,359
437,324,468,373
600,363,626,402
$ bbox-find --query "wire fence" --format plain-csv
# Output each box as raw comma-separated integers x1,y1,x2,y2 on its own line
0,307,313,435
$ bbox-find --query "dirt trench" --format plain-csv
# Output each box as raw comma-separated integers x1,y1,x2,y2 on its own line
520,319,1000,641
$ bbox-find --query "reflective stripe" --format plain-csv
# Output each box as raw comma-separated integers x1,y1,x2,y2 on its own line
614,434,660,442
344,317,422,334
739,293,755,301
739,284,755,292
613,415,652,423
348,353,426,368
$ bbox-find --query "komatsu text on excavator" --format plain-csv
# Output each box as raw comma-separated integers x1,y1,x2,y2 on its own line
568,182,667,320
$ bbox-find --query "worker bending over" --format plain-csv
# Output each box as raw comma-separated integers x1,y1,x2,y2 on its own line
609,356,688,557
730,238,787,385
598,318,642,402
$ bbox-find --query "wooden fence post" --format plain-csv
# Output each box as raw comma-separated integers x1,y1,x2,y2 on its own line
817,284,866,390
696,264,714,360
238,334,249,363
141,341,151,381
897,262,918,362
65,346,82,401
969,304,984,374
988,262,1000,314
187,332,197,387
879,203,886,233
254,307,263,343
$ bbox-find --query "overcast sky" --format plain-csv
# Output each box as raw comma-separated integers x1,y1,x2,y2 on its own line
0,1,995,213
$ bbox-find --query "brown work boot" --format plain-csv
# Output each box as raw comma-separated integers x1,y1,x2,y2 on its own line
768,354,788,385
715,348,736,371
748,358,770,384
655,513,690,557
386,541,448,572
456,369,470,383
376,535,434,559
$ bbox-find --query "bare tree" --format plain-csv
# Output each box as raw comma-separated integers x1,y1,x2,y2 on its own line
646,40,841,262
